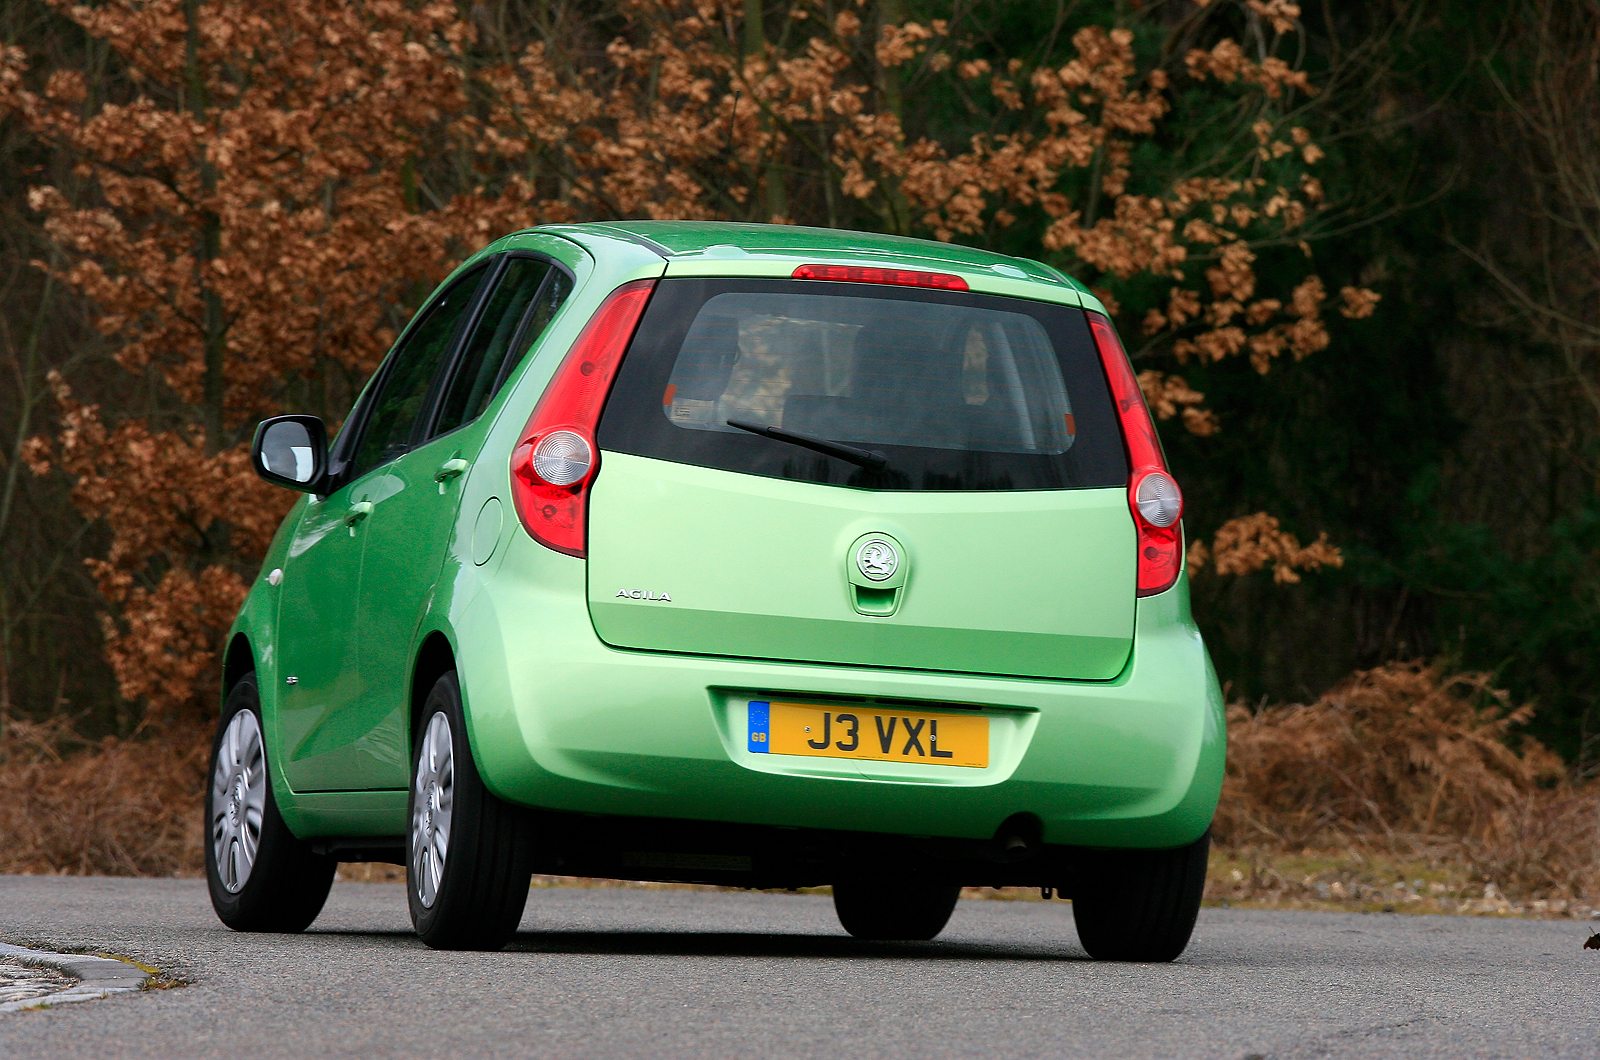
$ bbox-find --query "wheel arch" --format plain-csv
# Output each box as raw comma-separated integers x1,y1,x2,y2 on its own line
222,633,256,701
411,630,458,750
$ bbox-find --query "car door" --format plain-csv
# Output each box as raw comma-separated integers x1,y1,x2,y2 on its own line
273,473,377,793
276,264,490,792
349,254,573,790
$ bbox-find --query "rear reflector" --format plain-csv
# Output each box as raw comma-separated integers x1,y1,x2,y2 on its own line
1086,310,1184,597
529,430,593,487
792,263,969,291
510,279,656,557
1134,469,1182,527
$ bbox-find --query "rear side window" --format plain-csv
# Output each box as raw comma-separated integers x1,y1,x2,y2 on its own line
349,265,487,480
433,258,573,437
600,278,1125,491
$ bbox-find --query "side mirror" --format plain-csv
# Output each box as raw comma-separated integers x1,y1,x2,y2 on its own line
252,415,328,492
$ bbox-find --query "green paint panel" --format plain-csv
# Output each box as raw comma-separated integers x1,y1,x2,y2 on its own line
285,790,408,838
274,478,371,792
586,453,1135,681
576,220,1071,286
459,533,1221,849
345,431,480,791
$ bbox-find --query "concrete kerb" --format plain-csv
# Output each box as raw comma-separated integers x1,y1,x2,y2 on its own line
0,942,150,1013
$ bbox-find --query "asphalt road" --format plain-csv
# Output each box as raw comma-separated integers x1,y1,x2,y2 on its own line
0,875,1596,1059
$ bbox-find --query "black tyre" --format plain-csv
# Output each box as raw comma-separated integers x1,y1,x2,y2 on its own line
206,672,336,932
833,878,962,941
1071,830,1210,962
407,671,534,950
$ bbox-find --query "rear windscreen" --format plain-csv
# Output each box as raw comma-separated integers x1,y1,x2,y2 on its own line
599,278,1126,491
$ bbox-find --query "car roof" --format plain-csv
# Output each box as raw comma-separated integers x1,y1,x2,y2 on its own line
533,220,1085,294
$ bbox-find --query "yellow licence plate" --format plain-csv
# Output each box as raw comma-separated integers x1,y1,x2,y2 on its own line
746,700,988,769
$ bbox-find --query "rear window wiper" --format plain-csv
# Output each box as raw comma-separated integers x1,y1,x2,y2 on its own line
726,419,888,471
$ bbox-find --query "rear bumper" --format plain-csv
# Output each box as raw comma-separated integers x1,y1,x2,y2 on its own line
458,533,1223,850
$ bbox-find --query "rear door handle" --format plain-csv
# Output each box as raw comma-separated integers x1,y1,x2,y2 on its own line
434,458,469,483
435,458,470,493
344,501,374,526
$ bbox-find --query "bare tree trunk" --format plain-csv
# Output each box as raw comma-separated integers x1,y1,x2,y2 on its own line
875,0,910,235
185,0,228,454
1474,0,1600,449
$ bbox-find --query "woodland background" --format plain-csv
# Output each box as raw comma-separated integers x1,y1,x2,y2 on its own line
1,0,1598,909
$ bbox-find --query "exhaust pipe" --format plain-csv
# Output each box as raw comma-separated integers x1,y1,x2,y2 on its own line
991,813,1043,864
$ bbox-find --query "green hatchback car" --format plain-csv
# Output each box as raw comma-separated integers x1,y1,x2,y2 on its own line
209,221,1223,960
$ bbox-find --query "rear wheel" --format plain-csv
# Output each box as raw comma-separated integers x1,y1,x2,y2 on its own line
833,879,962,941
1071,831,1210,962
206,673,336,932
408,671,534,950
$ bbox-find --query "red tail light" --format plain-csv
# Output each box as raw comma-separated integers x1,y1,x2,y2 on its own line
792,263,969,291
1086,310,1184,597
509,279,656,557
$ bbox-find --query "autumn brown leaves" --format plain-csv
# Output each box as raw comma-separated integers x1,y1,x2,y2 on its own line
0,0,1370,724
1217,662,1600,914
3,0,524,725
